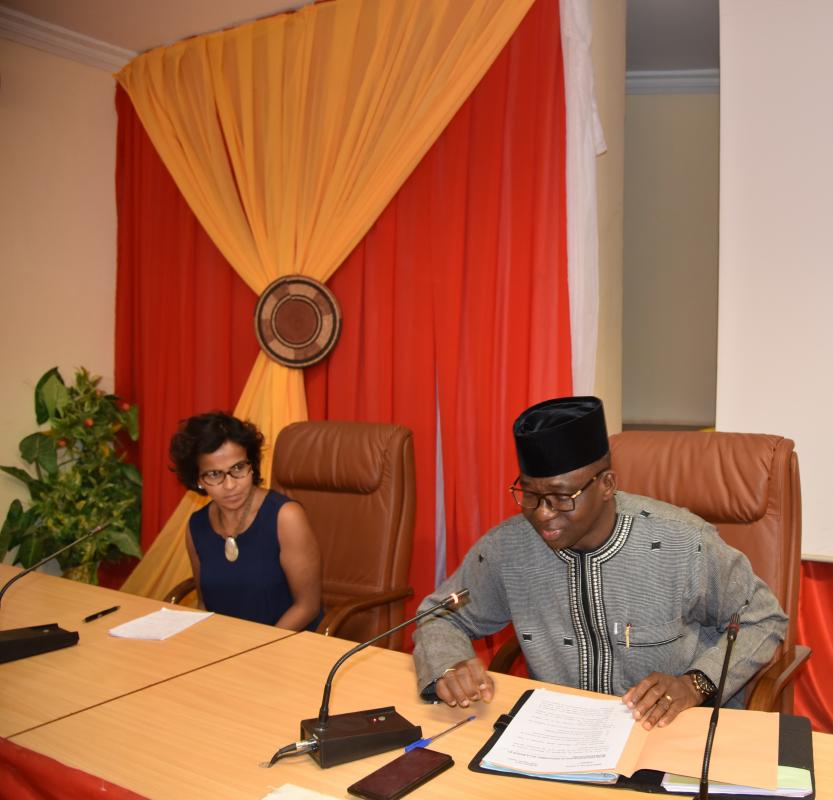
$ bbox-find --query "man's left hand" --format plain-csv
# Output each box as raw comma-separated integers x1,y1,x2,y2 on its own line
622,672,703,729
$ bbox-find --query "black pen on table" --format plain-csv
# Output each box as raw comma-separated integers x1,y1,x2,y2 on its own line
84,605,119,623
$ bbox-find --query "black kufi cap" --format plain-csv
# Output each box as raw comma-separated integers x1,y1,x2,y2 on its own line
513,396,609,477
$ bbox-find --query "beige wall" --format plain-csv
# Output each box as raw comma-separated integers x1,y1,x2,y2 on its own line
623,93,719,427
718,0,833,560
591,0,626,434
0,39,117,528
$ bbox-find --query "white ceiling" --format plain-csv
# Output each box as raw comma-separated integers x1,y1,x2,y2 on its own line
0,0,719,72
0,0,309,54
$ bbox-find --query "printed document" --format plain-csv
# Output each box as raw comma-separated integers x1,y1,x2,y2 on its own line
109,607,213,640
482,688,632,779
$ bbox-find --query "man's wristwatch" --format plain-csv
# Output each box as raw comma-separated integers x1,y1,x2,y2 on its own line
686,669,717,699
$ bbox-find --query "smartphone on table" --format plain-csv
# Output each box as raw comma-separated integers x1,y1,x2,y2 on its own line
347,748,453,800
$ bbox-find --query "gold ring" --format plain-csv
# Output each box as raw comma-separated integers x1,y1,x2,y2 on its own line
664,694,673,704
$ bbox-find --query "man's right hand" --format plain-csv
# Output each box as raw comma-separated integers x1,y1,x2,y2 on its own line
435,657,495,708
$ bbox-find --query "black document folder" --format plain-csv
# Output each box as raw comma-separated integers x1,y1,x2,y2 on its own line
468,689,815,799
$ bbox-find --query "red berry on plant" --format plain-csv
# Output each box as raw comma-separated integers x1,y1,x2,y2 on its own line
57,439,67,447
84,418,94,428
119,402,130,412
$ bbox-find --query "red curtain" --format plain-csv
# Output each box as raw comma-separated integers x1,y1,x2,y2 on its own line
114,87,260,552
304,0,570,636
795,560,833,733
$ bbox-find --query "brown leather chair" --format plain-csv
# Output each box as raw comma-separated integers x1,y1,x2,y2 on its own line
168,420,416,649
489,430,809,712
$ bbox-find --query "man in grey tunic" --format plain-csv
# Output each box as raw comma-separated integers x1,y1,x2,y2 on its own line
413,396,787,730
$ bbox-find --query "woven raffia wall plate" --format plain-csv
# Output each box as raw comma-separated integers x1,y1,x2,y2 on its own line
254,276,342,368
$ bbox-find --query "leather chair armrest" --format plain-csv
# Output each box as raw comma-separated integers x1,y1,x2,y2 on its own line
317,587,413,639
166,577,197,604
488,633,522,674
746,645,812,712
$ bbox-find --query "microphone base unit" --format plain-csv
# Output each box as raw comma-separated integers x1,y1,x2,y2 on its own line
0,623,80,663
301,706,421,768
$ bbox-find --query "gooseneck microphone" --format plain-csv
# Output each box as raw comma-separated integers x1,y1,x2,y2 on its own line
0,521,111,663
315,588,470,728
263,588,470,769
698,612,741,799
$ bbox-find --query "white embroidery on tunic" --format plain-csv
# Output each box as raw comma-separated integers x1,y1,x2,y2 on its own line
556,515,632,693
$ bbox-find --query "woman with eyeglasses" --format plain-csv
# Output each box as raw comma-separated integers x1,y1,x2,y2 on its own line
169,411,322,630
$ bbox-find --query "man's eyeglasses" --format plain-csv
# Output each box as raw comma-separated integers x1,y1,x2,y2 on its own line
199,460,253,486
509,468,607,512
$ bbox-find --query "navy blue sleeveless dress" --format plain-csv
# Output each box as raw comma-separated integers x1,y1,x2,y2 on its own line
189,490,320,629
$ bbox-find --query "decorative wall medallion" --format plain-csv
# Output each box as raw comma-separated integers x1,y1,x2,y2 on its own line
254,276,342,368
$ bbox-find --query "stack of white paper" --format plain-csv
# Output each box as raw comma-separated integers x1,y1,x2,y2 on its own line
109,607,213,640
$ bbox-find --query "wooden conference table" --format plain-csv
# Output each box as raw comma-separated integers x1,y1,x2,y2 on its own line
3,570,833,799
0,564,292,737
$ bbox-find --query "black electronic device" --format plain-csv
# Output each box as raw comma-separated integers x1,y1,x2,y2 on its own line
263,588,470,769
0,623,79,663
347,747,453,800
301,705,421,770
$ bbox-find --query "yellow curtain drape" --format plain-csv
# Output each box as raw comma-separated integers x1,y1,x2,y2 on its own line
116,0,534,598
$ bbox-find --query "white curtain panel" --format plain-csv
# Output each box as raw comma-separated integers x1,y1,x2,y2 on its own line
561,0,606,394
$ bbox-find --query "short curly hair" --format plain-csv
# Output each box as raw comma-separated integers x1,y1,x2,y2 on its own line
169,411,264,495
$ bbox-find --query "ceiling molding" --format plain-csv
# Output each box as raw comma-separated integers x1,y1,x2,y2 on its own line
0,6,136,71
627,68,719,95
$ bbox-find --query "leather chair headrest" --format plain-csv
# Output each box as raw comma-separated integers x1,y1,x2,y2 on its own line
610,431,785,524
273,420,407,494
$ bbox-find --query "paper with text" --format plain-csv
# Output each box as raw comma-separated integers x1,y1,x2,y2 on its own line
109,607,213,640
482,688,633,775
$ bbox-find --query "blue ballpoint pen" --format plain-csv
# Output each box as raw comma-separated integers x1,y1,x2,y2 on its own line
404,715,476,752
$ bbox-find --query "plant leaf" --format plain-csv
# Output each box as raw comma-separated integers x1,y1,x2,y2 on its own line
121,462,143,486
8,505,38,548
0,499,25,560
0,465,46,498
15,534,47,569
19,433,58,475
34,368,65,423
107,530,143,559
126,405,139,441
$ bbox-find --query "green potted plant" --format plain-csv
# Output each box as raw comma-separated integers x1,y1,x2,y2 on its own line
0,367,142,583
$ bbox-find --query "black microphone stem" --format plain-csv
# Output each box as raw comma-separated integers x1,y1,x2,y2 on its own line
315,588,470,728
698,614,740,799
0,521,110,607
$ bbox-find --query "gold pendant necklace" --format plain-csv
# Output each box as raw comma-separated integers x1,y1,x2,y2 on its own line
216,488,256,563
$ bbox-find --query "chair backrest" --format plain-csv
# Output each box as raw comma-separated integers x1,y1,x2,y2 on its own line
610,430,802,666
271,420,416,647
